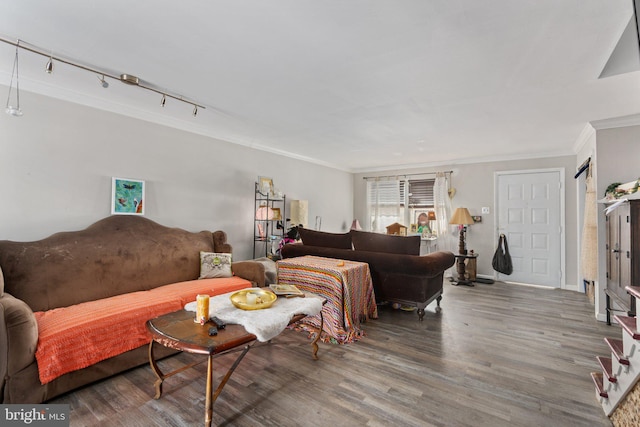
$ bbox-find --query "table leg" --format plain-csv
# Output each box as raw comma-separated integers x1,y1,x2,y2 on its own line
311,311,323,360
149,340,202,400
205,354,213,427
455,258,473,286
148,340,164,399
203,344,252,427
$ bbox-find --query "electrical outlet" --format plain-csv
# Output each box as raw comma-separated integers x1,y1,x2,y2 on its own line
481,207,490,214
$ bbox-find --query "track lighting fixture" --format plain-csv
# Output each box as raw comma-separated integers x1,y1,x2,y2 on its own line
45,55,54,73
5,43,23,117
97,75,109,88
1,35,206,118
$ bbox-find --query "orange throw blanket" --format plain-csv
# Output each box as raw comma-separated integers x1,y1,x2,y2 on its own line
34,277,250,384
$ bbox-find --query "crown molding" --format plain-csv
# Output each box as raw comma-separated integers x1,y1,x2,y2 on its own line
572,123,596,154
4,79,352,173
351,149,576,174
590,113,640,130
12,75,634,176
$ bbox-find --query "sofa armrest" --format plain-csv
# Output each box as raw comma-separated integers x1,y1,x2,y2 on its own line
0,293,38,402
232,261,265,287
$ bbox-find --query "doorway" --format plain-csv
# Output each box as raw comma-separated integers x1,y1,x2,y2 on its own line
495,169,565,287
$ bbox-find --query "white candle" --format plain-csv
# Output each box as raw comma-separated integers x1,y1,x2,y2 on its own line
246,292,258,305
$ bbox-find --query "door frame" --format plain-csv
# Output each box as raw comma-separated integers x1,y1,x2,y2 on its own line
494,168,566,288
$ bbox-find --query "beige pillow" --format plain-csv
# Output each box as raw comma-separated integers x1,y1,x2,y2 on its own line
199,252,233,278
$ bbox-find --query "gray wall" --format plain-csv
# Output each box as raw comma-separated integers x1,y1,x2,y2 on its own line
0,90,353,260
354,155,578,289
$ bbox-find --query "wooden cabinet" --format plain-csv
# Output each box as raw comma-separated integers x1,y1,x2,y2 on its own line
605,199,640,324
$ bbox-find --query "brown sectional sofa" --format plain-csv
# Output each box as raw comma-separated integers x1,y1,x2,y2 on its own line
280,229,455,320
0,216,264,404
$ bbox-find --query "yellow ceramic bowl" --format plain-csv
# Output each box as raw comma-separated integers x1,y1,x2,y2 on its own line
230,289,277,311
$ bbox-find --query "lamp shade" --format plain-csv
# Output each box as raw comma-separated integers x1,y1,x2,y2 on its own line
256,206,275,220
449,207,473,225
289,200,309,227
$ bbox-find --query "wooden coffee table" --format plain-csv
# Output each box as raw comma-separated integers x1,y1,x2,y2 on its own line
146,306,323,427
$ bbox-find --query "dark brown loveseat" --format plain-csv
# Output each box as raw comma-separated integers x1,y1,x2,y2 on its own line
280,229,455,320
0,216,264,404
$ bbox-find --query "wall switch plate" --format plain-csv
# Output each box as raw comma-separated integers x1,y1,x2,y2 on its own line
481,207,490,214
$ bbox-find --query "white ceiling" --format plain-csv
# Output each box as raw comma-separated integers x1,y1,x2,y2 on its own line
0,1,638,172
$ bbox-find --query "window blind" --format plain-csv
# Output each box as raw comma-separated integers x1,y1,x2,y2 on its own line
408,178,435,208
367,180,401,206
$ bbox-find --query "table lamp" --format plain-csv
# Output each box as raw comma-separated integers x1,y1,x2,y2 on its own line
256,205,275,238
255,205,275,221
290,200,309,228
449,207,473,255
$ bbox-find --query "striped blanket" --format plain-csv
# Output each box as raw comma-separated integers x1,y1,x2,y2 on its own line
276,256,377,343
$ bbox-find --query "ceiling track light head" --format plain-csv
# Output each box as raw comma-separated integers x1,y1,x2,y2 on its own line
5,106,23,116
161,94,166,107
193,105,198,117
119,74,139,85
45,56,53,74
97,75,109,88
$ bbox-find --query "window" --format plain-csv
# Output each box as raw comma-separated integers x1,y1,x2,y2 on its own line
366,179,404,232
366,177,435,232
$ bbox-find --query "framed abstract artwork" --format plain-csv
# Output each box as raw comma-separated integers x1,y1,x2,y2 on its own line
111,177,145,215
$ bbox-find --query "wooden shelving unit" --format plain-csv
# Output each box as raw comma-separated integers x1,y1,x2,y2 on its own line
253,182,286,259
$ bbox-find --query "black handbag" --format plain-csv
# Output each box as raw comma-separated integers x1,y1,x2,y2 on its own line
492,234,513,275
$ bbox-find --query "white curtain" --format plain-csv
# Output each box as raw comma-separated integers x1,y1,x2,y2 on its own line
434,172,456,276
366,178,401,233
581,169,598,282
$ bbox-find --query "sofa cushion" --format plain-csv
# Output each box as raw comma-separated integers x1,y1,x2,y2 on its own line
350,230,420,255
298,228,352,249
199,252,233,278
34,277,251,384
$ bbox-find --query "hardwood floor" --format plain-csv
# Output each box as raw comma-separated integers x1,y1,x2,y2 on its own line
51,281,616,426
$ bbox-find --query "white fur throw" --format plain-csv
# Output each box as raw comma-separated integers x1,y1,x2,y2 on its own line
184,290,323,342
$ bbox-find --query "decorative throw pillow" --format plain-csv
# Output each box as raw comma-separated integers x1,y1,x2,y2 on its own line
199,252,233,279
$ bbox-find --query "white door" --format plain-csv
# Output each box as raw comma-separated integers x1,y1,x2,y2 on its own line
496,170,564,287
